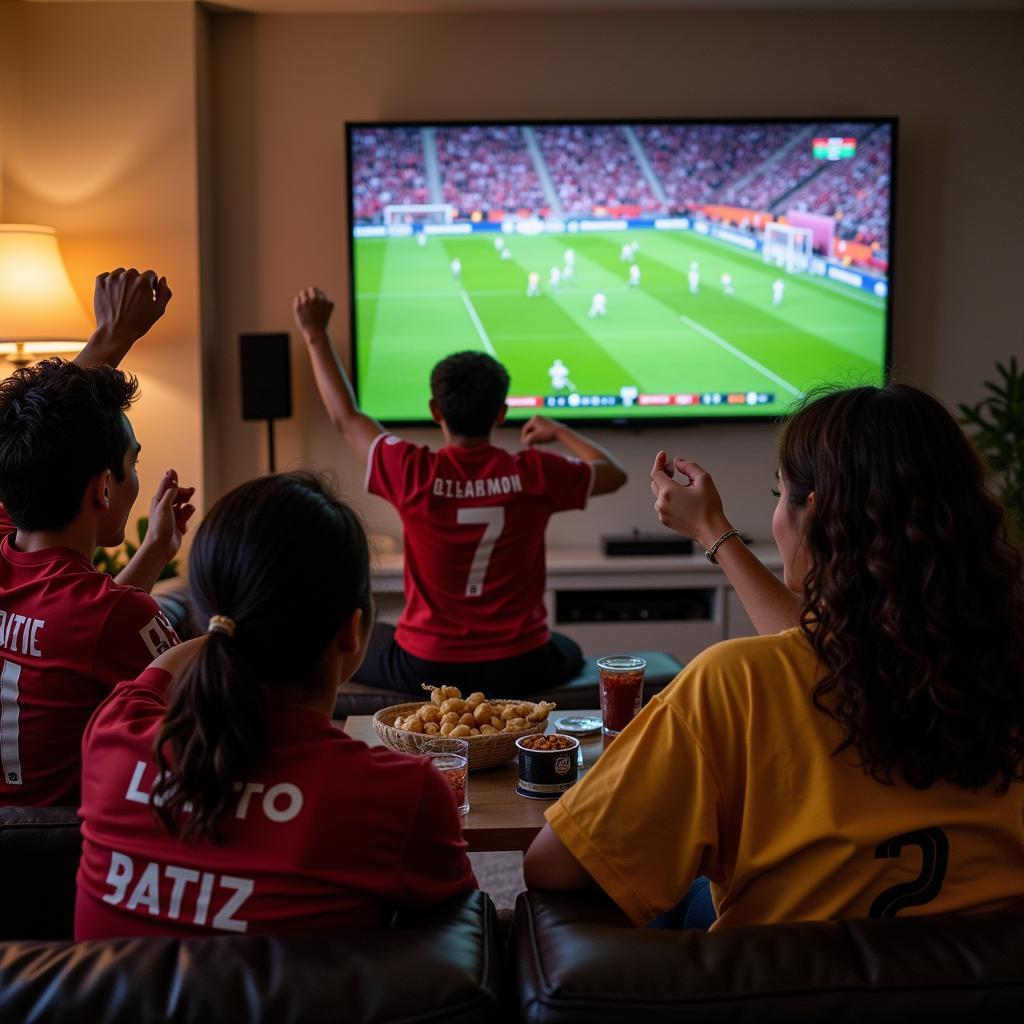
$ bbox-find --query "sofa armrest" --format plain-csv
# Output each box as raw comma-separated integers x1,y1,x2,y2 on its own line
512,890,1024,1024
0,890,504,1024
0,806,82,941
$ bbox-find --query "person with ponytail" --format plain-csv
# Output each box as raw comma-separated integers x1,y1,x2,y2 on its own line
75,472,474,938
525,383,1024,929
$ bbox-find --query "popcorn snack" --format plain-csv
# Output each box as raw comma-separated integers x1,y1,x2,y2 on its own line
388,686,556,738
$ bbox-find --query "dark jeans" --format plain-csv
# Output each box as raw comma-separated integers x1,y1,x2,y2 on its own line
647,877,717,931
355,623,584,697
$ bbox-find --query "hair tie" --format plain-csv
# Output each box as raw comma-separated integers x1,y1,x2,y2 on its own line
208,615,236,637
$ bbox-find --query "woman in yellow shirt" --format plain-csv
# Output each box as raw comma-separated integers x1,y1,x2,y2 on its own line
525,383,1024,928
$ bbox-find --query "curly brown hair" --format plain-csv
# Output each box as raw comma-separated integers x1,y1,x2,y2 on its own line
779,383,1024,792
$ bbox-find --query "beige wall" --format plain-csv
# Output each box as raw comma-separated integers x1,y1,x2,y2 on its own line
4,5,1022,551
0,1,204,547
207,8,1024,547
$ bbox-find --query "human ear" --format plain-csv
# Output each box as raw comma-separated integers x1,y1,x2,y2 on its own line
495,404,508,426
428,399,444,424
337,608,365,655
91,470,113,509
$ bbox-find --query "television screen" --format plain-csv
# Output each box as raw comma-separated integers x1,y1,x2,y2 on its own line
347,118,894,423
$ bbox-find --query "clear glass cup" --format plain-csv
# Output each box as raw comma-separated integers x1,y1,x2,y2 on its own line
423,737,469,815
596,655,647,736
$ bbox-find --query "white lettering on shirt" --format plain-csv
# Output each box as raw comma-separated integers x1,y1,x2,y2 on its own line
432,474,522,500
100,850,253,933
139,613,176,658
0,609,46,658
121,762,302,824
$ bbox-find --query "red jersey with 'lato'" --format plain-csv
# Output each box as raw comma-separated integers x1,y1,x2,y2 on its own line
0,534,178,806
366,436,594,661
75,669,475,938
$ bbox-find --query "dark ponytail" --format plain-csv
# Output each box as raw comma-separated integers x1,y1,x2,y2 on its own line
151,472,371,843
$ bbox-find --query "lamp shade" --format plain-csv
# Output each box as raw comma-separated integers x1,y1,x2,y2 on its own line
0,225,92,344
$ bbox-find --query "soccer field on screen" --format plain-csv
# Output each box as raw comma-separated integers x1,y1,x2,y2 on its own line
353,228,887,422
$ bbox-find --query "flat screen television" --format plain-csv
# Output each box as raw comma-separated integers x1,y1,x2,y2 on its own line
346,118,895,424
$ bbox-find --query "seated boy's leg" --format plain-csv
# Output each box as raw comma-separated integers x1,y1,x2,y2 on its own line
352,623,423,694
647,877,717,931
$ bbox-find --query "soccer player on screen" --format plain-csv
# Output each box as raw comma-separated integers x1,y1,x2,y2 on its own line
549,266,562,291
417,232,427,247
0,269,195,807
450,257,462,281
722,273,735,296
527,271,540,297
628,264,641,288
294,286,627,696
620,242,634,263
563,248,576,281
588,292,607,318
773,279,785,307
548,359,576,392
494,237,505,253
688,262,700,295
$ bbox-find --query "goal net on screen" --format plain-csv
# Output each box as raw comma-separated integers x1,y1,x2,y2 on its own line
383,204,455,228
763,222,814,273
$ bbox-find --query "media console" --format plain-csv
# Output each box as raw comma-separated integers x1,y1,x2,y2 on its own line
370,545,784,666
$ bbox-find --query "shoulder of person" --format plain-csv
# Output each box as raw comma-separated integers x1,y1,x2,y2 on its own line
663,628,814,710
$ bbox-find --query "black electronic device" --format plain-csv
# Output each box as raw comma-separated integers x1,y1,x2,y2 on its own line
240,333,292,471
601,531,695,557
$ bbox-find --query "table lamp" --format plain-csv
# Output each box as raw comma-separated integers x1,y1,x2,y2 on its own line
0,224,92,366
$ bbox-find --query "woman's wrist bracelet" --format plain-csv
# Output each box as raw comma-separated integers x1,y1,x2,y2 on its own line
705,528,740,565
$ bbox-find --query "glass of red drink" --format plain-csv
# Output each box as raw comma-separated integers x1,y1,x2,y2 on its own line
424,738,469,814
596,656,647,736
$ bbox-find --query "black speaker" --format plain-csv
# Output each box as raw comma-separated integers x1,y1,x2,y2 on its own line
239,333,292,421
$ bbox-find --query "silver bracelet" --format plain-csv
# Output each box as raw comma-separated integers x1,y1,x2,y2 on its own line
705,528,740,565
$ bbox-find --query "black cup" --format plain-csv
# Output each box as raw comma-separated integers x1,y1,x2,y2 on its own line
515,735,580,799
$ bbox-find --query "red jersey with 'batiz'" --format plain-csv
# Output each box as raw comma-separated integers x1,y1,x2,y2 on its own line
366,436,594,662
75,669,474,938
0,529,179,806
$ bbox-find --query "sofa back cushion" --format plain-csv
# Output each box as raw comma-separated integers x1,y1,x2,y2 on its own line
513,891,1024,1023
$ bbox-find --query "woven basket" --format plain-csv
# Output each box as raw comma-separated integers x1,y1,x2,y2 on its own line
373,700,549,771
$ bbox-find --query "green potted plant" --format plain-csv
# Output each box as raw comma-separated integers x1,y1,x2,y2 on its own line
93,516,179,580
958,356,1023,540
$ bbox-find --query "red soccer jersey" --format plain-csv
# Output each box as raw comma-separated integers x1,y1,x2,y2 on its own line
366,436,594,661
75,668,476,938
0,536,178,806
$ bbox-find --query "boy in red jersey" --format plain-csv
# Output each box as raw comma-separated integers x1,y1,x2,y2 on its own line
0,271,194,805
294,286,627,695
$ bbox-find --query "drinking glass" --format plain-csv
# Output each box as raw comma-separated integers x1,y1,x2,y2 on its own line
423,737,469,815
596,655,647,736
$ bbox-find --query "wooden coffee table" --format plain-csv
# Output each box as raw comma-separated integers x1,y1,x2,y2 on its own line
343,712,608,852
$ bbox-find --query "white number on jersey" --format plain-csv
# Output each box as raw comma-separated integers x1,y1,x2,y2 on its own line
0,659,23,785
457,507,506,597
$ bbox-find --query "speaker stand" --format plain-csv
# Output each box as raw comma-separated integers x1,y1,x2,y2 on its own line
266,418,276,473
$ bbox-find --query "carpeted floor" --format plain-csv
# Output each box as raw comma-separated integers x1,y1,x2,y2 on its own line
469,852,524,910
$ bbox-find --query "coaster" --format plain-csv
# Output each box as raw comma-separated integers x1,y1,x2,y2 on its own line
553,716,602,736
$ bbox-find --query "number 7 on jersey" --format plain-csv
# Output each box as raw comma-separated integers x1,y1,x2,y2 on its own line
457,507,506,597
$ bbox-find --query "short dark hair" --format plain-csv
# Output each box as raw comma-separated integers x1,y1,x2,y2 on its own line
430,351,509,436
0,359,139,531
152,471,372,842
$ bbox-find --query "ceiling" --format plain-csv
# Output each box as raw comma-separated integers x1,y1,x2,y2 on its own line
24,0,1024,13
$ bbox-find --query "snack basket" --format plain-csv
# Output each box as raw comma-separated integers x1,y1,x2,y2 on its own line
373,700,549,771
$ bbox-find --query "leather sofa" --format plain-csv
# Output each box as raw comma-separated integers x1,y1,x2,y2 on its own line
511,890,1024,1022
0,805,504,1023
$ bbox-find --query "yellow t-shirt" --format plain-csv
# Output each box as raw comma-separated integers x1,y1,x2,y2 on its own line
547,628,1024,928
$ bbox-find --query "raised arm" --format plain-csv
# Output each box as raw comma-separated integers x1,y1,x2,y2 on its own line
75,268,172,369
520,416,627,495
651,451,800,635
293,286,384,464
